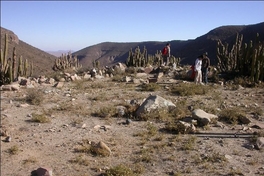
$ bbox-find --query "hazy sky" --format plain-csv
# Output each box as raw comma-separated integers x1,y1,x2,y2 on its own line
1,1,264,51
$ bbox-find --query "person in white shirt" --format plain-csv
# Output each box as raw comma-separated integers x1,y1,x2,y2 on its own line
194,55,203,84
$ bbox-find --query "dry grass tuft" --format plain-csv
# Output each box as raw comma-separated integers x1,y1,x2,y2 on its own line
31,113,51,123
181,136,197,150
69,154,90,166
7,145,19,155
22,156,37,165
25,88,44,105
103,164,137,176
171,83,212,96
91,106,116,118
218,107,246,125
139,83,161,92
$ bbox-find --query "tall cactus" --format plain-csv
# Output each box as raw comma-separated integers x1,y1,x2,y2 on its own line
12,47,17,81
0,33,33,85
53,52,82,71
17,56,23,77
217,32,264,82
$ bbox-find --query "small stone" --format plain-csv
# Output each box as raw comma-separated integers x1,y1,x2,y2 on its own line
5,136,11,142
225,154,232,160
126,119,132,125
36,167,52,176
256,137,264,150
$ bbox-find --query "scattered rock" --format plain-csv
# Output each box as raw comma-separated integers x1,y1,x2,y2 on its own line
238,115,251,124
54,82,64,88
251,123,264,129
91,141,111,156
177,120,196,133
0,127,8,137
116,106,127,117
5,136,11,142
1,85,12,91
17,103,30,108
192,109,218,126
36,167,52,176
225,154,232,160
255,137,264,150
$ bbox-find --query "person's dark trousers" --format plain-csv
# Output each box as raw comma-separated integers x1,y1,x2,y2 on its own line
201,68,208,84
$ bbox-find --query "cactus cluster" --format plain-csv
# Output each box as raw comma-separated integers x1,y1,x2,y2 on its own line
126,46,180,67
92,60,100,69
53,52,82,71
0,33,33,85
217,33,264,82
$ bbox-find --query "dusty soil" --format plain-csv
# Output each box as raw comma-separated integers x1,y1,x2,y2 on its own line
1,77,264,176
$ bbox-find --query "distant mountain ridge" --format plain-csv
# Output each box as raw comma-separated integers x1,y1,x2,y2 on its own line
1,22,264,76
73,22,264,67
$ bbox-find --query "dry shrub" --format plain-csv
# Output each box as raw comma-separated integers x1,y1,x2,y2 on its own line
90,145,111,157
90,82,109,89
46,71,62,82
103,164,136,176
139,83,160,92
55,102,90,116
171,83,212,96
91,106,116,118
22,156,37,165
225,76,257,89
69,155,89,166
31,113,51,123
164,121,194,134
204,152,227,163
112,75,124,82
72,79,90,90
25,88,44,105
7,145,19,155
133,123,158,140
218,107,246,125
139,108,169,122
181,136,197,151
74,140,91,154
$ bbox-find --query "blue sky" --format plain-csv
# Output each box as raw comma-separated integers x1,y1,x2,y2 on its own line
1,1,264,51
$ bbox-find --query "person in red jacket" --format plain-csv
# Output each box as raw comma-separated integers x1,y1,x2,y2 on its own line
161,43,170,66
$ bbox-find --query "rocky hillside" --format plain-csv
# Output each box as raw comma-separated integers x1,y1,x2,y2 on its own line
73,22,264,67
1,27,57,77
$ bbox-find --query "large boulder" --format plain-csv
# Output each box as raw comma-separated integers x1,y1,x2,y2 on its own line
135,95,176,118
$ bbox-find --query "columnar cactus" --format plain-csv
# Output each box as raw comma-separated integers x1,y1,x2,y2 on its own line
53,52,82,71
17,56,23,77
125,46,180,68
0,33,34,85
12,47,17,81
217,33,264,82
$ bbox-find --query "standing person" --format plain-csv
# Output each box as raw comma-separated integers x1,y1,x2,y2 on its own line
202,52,210,84
194,55,203,84
162,43,170,66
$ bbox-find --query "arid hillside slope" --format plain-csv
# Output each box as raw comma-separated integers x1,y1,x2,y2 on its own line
1,27,57,77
